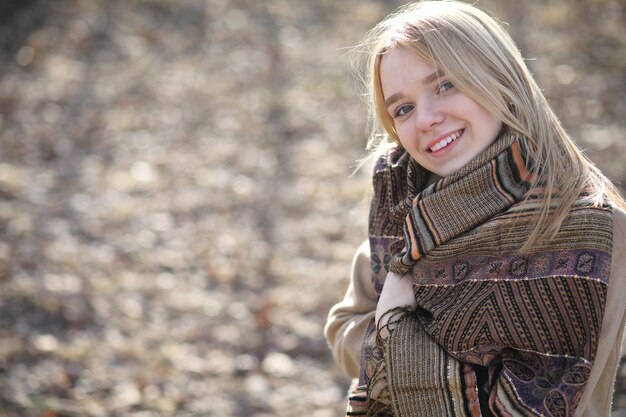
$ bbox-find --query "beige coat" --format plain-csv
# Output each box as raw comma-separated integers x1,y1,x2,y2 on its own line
324,205,626,417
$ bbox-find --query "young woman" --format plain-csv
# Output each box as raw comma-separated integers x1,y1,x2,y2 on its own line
324,1,626,416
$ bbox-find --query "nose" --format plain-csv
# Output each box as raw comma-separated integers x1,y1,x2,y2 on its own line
415,99,444,132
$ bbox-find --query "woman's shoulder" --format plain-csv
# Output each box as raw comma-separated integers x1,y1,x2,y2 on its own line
611,203,626,250
608,202,626,295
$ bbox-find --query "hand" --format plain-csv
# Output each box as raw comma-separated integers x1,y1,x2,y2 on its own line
375,271,416,335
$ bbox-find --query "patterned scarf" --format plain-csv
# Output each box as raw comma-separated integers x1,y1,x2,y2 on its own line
347,131,613,417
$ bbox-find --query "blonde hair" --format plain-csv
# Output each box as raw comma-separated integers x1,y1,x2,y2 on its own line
353,0,624,249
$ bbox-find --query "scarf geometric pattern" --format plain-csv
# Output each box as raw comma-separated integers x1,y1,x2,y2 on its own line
347,131,613,417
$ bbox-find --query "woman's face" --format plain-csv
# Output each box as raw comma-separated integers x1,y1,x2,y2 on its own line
380,47,503,178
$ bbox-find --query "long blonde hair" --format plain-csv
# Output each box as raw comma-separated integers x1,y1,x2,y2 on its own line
353,0,624,249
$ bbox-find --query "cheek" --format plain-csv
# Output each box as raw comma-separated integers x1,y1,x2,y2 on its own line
396,124,415,148
470,106,502,143
482,115,503,141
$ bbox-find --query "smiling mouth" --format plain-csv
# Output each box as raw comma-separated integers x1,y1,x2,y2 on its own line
429,129,464,153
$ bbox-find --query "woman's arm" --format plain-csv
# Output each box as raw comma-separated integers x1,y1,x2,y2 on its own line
375,271,416,337
324,240,378,378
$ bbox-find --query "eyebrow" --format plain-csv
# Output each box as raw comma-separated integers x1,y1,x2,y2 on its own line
422,70,443,85
384,70,443,109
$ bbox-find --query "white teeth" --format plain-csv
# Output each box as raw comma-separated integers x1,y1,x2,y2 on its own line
430,130,462,152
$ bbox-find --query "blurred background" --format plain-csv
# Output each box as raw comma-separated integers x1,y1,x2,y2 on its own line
0,0,624,416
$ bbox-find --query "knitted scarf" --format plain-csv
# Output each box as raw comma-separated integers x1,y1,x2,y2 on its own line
346,131,613,417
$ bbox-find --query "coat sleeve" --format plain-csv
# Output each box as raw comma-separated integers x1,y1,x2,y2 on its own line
324,240,378,378
574,204,626,417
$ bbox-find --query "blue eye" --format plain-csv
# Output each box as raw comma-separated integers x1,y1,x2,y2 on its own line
438,81,455,94
394,104,414,118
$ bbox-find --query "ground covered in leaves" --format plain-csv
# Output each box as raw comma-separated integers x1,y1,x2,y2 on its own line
0,0,624,416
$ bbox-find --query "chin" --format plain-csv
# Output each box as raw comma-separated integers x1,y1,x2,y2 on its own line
432,166,459,178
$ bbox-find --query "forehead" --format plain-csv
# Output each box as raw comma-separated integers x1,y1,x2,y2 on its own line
379,47,438,95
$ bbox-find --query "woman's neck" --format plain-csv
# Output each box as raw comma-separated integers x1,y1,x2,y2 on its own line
426,172,441,187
